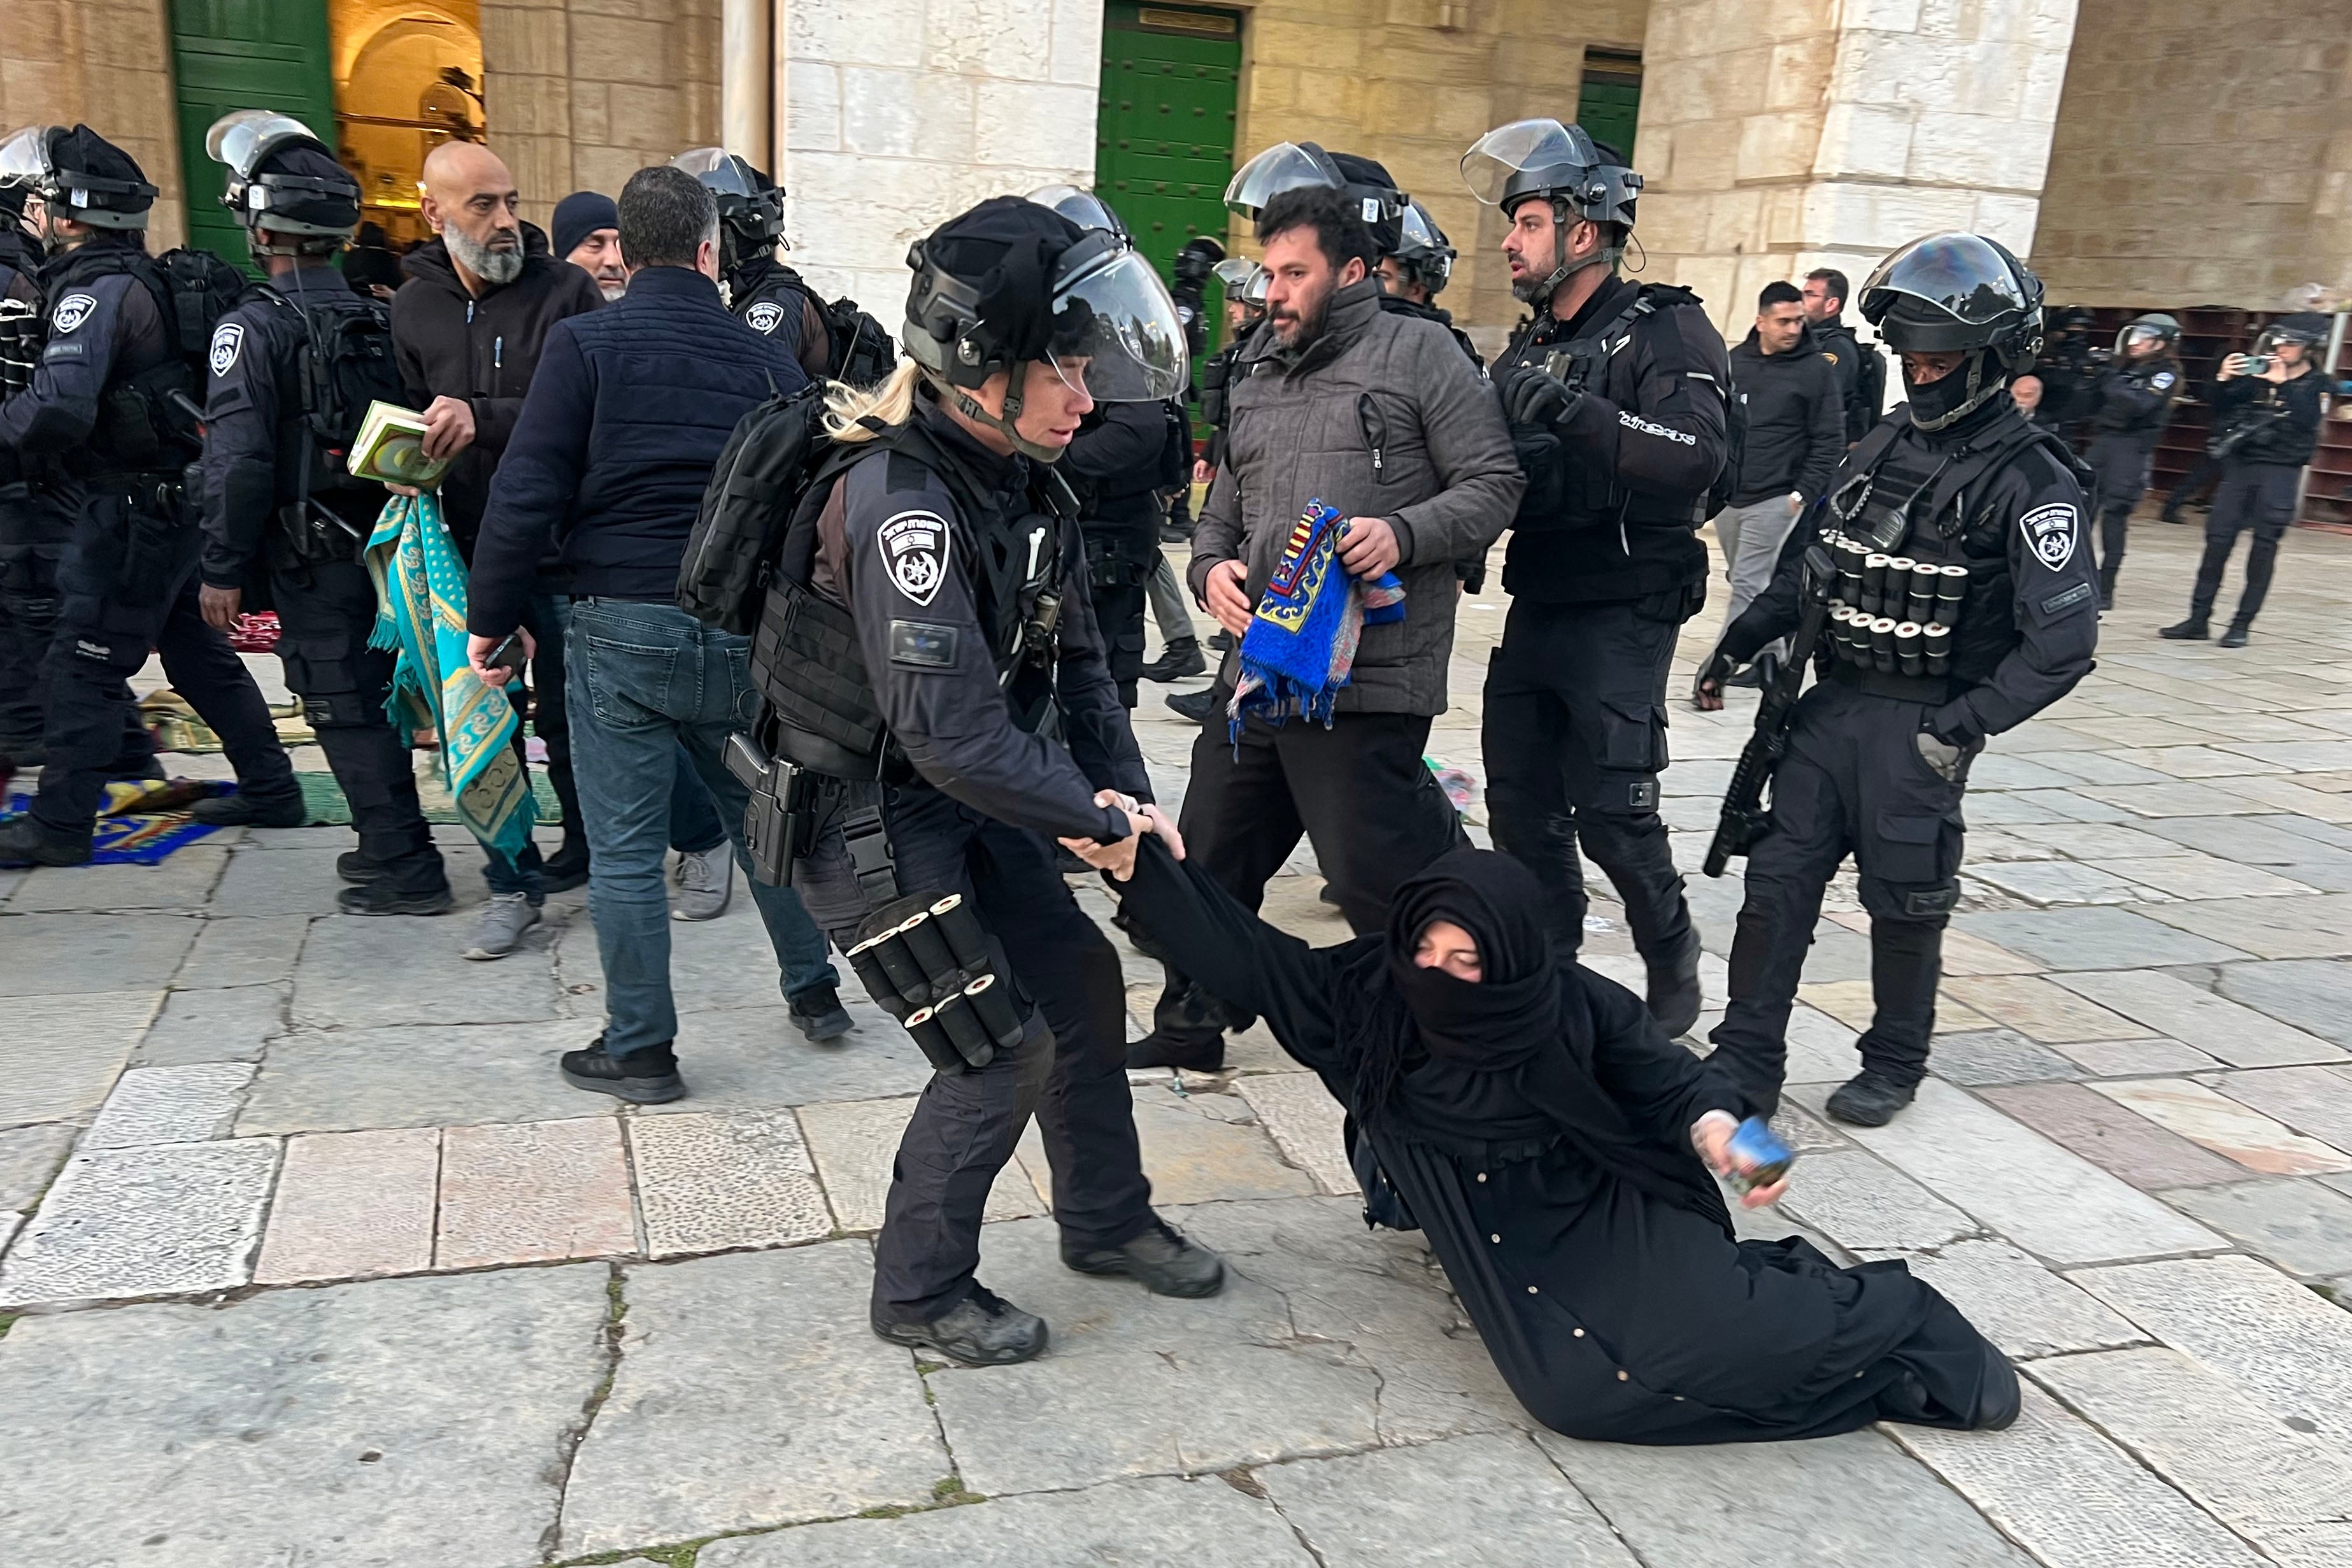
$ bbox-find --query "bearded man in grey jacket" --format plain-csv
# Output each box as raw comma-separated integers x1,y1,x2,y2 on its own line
1132,183,1523,1071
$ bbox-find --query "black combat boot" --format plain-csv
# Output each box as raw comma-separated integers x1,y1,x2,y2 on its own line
189,786,308,829
1165,688,1218,724
874,1284,1048,1366
2158,616,2209,640
336,879,455,916
1646,929,1705,1039
0,815,92,868
2220,621,2251,649
788,983,855,1042
337,851,381,883
559,1035,686,1104
1062,1217,1226,1297
1141,636,1207,681
1825,1068,1918,1127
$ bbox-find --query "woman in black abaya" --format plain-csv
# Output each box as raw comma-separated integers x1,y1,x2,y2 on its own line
1067,825,2018,1444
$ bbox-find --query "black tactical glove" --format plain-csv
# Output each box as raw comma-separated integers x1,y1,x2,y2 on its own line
1499,364,1586,430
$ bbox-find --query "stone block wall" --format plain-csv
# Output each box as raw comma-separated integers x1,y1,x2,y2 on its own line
2032,0,2352,308
479,0,723,234
0,0,188,249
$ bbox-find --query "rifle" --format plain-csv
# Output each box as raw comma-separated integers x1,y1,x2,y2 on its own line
1705,541,1836,878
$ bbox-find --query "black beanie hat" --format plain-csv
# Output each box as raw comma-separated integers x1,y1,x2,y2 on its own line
552,190,619,260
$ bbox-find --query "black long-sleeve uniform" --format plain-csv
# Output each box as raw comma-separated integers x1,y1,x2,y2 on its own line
0,229,78,766
1062,397,1175,706
2186,367,2325,631
2083,353,2181,597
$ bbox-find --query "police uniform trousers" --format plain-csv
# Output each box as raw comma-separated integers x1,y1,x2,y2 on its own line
2086,432,2155,594
270,556,446,891
29,488,293,839
794,784,1155,1323
0,488,75,764
2190,460,2301,631
1707,679,1969,1111
1085,499,1160,709
1482,594,1695,963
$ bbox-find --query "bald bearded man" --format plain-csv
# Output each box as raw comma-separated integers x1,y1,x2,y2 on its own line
390,141,605,937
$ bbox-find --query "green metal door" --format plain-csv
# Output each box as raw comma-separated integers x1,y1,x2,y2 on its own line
1095,3,1241,311
170,0,338,267
1576,48,1642,164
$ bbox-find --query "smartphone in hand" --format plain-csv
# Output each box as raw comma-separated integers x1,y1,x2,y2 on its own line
481,631,528,683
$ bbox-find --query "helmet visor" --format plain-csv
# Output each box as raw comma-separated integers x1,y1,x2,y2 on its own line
0,126,52,189
2116,322,2169,355
1461,118,1597,204
670,146,759,197
1047,246,1187,401
1224,141,1342,217
1028,183,1125,238
206,111,321,181
1859,232,2030,327
1397,201,1453,278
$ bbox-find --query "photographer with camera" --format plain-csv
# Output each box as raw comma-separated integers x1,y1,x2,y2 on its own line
2160,313,2328,648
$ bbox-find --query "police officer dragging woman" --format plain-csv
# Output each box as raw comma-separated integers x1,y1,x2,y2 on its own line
2083,312,2182,609
742,194,1222,1364
186,111,451,912
0,124,303,867
1697,233,2098,1127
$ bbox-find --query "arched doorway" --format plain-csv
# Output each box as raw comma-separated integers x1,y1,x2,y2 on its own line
332,0,485,248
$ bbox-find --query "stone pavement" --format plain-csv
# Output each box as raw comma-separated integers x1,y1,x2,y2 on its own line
6,519,2352,1565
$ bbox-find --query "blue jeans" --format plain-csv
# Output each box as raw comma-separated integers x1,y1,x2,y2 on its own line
669,743,727,854
566,599,839,1055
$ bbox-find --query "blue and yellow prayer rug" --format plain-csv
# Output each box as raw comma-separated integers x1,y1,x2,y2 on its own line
1230,499,1405,742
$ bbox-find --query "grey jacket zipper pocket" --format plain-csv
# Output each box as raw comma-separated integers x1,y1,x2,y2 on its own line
1357,392,1388,478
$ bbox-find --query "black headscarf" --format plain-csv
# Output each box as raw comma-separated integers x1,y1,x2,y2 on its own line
1336,849,1730,1232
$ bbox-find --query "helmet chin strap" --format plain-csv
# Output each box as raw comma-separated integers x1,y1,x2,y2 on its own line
1907,348,2007,432
933,366,1067,464
1513,200,1620,306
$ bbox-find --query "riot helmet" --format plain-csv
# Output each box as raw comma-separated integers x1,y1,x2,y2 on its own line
207,111,360,253
1027,183,1129,242
1213,257,1267,322
1223,141,1404,252
1860,231,2044,431
671,146,786,281
1387,199,1456,296
2114,311,2179,359
904,195,1186,462
1460,119,1639,303
0,125,157,243
2250,312,2328,361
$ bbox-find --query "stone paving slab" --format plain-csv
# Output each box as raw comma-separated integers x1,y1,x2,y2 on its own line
1978,1081,2249,1190
434,1117,636,1270
0,989,159,1129
1127,1090,1318,1206
1922,1028,2085,1085
1540,1426,2031,1568
1852,1238,2144,1361
626,1108,834,1255
3,843,231,913
131,981,287,1065
1890,1382,2270,1568
2105,855,2321,901
2055,969,2348,1067
1953,906,2251,970
236,1020,616,1134
2138,892,2352,961
0,1122,76,1211
1773,1149,1979,1252
2032,1347,2352,1553
293,912,561,1029
1792,1079,2225,1266
0,1264,609,1567
632,1003,937,1111
1799,980,1995,1036
1257,1433,1641,1567
2204,1064,2352,1151
2156,1178,2352,1279
0,1139,278,1306
2214,959,2352,1046
795,1096,1045,1232
697,1475,1319,1567
1937,975,2140,1044
2071,1253,2352,1457
2090,1079,2352,1175
556,897,786,1015
2048,1036,2225,1077
254,1127,440,1284
83,1061,253,1149
1232,1071,1356,1195
1964,859,2156,907
559,1243,950,1557
172,913,312,989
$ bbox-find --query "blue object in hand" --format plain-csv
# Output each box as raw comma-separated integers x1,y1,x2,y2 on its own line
1725,1116,1795,1195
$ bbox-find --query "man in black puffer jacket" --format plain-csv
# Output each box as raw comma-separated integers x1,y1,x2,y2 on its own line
465,164,852,1101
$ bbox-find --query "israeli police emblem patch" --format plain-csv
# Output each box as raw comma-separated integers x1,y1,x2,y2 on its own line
877,510,948,607
2021,502,2078,571
209,322,245,377
2151,369,2176,391
51,292,96,334
745,301,785,335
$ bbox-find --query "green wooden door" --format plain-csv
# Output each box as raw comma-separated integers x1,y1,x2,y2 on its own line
1095,3,1241,319
1576,49,1643,164
170,0,338,267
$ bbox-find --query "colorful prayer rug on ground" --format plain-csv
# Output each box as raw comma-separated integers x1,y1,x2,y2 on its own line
0,778,229,866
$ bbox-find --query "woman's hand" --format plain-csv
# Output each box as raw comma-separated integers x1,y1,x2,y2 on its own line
1059,793,1185,883
2218,352,2248,382
1692,1109,1790,1209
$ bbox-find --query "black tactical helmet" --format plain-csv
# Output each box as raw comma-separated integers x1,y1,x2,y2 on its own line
1460,119,1639,303
1389,199,1457,294
1027,183,1129,241
2255,311,2330,352
1223,141,1406,253
207,111,360,251
0,124,157,232
1861,232,2045,429
904,195,1185,460
670,146,785,278
2114,311,2180,357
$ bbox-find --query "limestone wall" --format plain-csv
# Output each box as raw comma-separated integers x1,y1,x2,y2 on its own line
0,0,188,250
2032,0,2352,308
479,0,723,234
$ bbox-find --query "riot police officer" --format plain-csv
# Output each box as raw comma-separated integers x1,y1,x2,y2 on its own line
672,147,833,381
0,124,298,867
759,197,1222,1364
1376,197,1482,371
189,111,451,911
1698,232,2099,1127
2085,312,2182,608
1464,117,1728,1036
0,169,73,779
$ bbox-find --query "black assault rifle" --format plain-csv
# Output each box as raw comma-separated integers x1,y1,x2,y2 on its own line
1704,540,1837,878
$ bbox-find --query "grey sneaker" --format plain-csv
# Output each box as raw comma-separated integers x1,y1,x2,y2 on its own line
671,843,734,922
463,892,542,960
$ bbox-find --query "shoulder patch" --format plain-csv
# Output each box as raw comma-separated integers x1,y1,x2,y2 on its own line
888,619,959,669
2041,583,2095,616
51,292,96,334
2021,501,2079,571
2151,369,2177,391
744,301,785,335
208,321,245,377
876,510,950,606
1820,349,1839,364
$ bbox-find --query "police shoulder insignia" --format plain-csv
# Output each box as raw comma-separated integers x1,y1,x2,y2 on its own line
877,510,949,606
2021,501,2079,570
2152,370,2177,390
2041,582,2095,615
1820,349,1839,364
51,292,97,334
888,619,959,669
745,301,785,335
209,321,245,377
